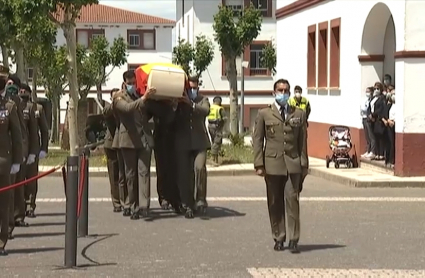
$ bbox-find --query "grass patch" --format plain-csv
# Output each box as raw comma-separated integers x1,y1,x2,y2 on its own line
40,145,253,167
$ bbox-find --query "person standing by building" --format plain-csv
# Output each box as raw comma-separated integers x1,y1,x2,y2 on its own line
288,86,311,121
19,84,49,218
0,65,23,256
252,79,308,253
174,76,211,219
361,87,374,158
208,96,226,165
104,88,128,213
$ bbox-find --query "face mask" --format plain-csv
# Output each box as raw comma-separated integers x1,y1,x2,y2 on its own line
365,92,371,98
386,93,391,99
384,80,390,86
190,88,198,100
373,89,380,96
294,92,301,98
126,85,136,95
20,95,30,101
5,84,19,98
391,95,395,102
275,93,289,105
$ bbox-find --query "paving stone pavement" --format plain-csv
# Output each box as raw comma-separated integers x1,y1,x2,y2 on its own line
2,176,425,277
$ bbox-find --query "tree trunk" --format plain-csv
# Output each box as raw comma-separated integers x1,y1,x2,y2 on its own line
96,83,103,114
31,66,38,102
77,98,88,147
62,19,80,156
1,45,10,68
15,47,26,82
226,57,239,135
50,93,60,143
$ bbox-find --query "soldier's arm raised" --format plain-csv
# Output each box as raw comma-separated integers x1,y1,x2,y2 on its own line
38,106,49,153
102,102,113,117
193,96,210,116
8,103,23,164
253,110,266,170
28,104,39,155
113,94,146,114
298,111,309,169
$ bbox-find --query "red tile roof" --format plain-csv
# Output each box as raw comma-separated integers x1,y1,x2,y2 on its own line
54,4,175,25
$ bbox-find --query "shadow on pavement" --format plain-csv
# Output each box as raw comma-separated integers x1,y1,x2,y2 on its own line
36,212,65,217
80,233,119,268
201,206,246,220
8,247,63,254
14,232,64,238
299,244,346,252
29,222,65,227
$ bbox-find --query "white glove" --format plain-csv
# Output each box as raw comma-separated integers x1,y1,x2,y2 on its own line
26,154,36,165
10,164,20,174
39,150,47,159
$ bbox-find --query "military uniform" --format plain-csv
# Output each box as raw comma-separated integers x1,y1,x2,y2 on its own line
103,102,128,212
174,94,211,218
252,102,308,251
208,104,225,163
25,102,49,216
0,83,23,255
112,91,168,219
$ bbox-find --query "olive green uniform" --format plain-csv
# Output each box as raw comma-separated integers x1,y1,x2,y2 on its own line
9,95,38,232
252,103,308,243
25,103,49,213
103,102,128,209
174,95,211,210
0,96,23,249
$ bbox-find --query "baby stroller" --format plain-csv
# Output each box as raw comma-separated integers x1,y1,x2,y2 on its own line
325,125,355,168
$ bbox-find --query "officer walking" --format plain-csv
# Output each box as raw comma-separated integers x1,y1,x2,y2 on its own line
252,79,308,253
288,86,311,121
103,88,128,213
174,76,211,219
208,96,226,165
0,65,23,256
20,84,49,218
112,70,160,220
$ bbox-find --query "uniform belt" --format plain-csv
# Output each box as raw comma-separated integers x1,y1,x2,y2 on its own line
208,120,220,124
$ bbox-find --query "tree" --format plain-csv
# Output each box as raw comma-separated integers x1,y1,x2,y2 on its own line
213,4,262,135
17,0,99,156
172,35,214,78
38,45,68,144
261,41,277,76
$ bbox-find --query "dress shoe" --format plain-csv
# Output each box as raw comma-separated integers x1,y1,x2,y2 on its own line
160,200,170,210
130,212,140,220
123,208,131,217
113,207,123,213
288,240,300,254
0,249,8,256
8,234,14,240
27,210,36,218
273,241,284,251
185,208,194,219
15,221,29,227
171,203,184,214
140,209,150,218
197,205,207,215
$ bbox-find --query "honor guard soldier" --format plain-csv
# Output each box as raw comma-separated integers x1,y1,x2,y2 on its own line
174,76,211,219
19,84,49,218
208,96,226,165
103,88,128,213
0,65,23,256
252,79,308,253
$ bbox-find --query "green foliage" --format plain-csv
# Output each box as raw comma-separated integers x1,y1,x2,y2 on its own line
39,46,68,100
193,35,214,77
228,133,246,148
261,42,277,75
172,38,194,75
212,4,262,59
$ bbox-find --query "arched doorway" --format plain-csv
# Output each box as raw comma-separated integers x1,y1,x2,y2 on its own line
360,3,396,88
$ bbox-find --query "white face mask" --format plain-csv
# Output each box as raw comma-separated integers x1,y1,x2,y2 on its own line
391,95,395,102
373,90,380,96
365,92,371,98
294,92,301,98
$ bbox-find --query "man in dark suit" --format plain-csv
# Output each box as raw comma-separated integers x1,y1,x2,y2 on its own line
103,88,128,213
174,76,211,219
252,79,308,253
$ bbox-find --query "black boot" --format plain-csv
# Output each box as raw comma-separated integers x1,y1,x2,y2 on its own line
288,240,300,254
184,208,194,219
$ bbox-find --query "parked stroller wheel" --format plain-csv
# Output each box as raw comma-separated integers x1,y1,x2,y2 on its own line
325,155,330,168
335,162,340,169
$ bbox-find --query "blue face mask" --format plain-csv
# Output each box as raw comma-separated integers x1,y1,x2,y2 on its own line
189,88,198,100
126,85,136,96
275,92,289,105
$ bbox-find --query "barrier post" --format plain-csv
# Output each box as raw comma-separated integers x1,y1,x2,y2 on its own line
78,148,90,237
64,156,79,268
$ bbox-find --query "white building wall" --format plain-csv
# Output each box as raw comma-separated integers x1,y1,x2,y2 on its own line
276,0,406,129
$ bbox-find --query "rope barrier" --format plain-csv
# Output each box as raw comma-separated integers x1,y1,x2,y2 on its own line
77,155,86,218
0,162,66,193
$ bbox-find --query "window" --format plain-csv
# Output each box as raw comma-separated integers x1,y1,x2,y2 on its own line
227,4,243,16
249,43,267,76
318,21,328,88
76,29,105,48
307,25,316,88
330,18,341,88
246,0,272,17
251,0,267,11
127,30,156,50
27,68,34,82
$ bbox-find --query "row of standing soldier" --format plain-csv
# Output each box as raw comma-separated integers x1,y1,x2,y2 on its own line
0,66,49,256
102,71,211,220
